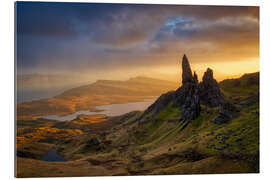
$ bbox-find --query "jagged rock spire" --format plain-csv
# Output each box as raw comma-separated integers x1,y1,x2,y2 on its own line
199,68,225,107
193,71,198,84
175,54,223,121
176,54,201,121
202,68,214,82
182,54,193,85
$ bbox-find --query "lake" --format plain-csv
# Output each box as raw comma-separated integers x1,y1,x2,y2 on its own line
40,148,66,162
40,98,157,121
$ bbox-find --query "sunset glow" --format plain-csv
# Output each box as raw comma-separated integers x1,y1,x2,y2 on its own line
16,2,259,83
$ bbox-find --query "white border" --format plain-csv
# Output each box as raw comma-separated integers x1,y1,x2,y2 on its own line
7,0,262,6
1,0,269,180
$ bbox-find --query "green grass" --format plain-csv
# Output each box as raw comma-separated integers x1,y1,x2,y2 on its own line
219,72,259,97
133,77,259,160
134,102,181,144
155,103,181,120
130,73,260,171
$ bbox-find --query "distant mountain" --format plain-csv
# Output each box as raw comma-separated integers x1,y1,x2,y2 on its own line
17,74,88,89
17,76,178,117
58,76,178,98
16,74,92,103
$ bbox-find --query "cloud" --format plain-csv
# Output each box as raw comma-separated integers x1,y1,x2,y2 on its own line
16,2,259,77
88,5,259,47
145,15,259,63
16,2,258,42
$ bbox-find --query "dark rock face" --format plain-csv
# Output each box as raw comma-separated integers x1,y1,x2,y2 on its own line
199,68,224,107
177,55,225,121
179,82,201,121
175,55,201,121
193,71,198,84
182,54,194,85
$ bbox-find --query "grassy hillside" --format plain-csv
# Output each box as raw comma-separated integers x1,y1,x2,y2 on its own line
219,72,259,97
16,72,259,177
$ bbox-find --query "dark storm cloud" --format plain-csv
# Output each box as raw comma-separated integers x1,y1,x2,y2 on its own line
16,2,259,74
16,2,258,41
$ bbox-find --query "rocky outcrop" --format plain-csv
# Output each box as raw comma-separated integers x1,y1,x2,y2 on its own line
139,54,225,123
182,54,194,85
193,71,198,84
175,55,201,121
199,68,224,107
179,82,201,121
177,55,224,121
213,102,237,124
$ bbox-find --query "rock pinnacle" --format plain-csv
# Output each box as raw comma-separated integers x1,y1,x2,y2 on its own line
182,54,193,85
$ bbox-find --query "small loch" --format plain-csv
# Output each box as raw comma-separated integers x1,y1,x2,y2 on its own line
40,148,66,162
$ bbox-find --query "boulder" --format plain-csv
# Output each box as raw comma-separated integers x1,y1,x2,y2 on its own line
213,102,237,124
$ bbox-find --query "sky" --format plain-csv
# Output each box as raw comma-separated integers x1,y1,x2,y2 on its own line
16,2,259,83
